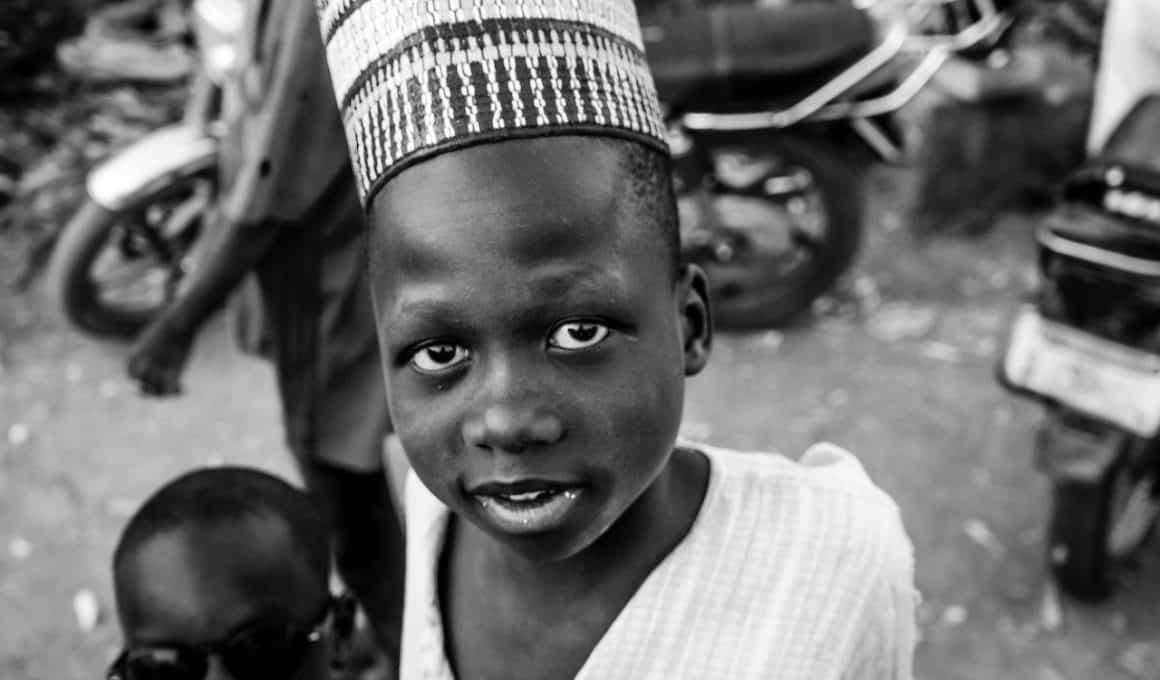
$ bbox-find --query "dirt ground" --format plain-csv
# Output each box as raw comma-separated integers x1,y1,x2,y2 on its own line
2,166,1160,680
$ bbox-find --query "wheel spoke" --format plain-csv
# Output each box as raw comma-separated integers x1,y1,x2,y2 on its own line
790,227,822,253
91,225,180,309
92,255,159,290
685,140,855,330
694,171,828,280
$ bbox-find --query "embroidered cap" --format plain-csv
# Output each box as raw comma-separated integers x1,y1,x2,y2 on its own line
316,0,668,204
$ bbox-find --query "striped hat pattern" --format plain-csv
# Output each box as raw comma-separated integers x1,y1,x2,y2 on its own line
317,0,669,204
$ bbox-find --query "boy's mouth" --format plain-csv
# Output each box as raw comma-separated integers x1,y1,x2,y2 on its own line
470,481,584,534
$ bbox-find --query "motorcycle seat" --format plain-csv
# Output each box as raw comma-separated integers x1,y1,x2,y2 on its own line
642,4,878,112
1044,203,1160,265
1046,92,1160,265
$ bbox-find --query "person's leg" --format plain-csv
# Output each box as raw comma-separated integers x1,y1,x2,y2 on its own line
307,176,404,660
310,192,393,476
239,0,403,658
1088,0,1160,154
254,175,403,661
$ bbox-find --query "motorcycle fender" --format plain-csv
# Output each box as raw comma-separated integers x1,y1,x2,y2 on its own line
1034,412,1126,482
87,125,218,211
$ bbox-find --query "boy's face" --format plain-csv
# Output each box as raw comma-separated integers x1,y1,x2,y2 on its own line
113,516,336,680
371,136,711,561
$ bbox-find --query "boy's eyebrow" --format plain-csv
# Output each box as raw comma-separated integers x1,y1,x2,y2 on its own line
392,296,461,324
525,265,624,299
390,266,628,321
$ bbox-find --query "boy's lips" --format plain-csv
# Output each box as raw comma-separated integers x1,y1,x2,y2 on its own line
468,479,585,534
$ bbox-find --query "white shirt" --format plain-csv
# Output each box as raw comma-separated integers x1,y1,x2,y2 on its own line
400,442,918,679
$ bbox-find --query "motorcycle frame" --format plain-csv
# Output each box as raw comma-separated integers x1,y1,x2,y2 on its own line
1036,407,1128,482
1037,228,1160,278
678,0,1015,164
1035,406,1160,512
86,0,233,214
998,241,1160,480
996,337,1136,484
86,125,218,212
87,70,222,212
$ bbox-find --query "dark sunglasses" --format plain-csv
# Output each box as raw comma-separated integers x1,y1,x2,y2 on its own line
107,593,355,680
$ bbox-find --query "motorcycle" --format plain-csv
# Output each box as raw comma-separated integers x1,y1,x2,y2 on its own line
998,96,1160,602
51,0,1015,337
642,0,1016,328
47,0,238,339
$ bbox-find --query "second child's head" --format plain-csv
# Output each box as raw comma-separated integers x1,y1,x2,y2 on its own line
109,467,353,680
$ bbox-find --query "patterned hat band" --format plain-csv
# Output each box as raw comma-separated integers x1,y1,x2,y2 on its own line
318,0,668,204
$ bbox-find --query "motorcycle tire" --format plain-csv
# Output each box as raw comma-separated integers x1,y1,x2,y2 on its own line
47,174,210,340
1047,460,1155,602
685,131,864,331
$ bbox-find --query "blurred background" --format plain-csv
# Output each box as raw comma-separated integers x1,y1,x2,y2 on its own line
4,0,1160,679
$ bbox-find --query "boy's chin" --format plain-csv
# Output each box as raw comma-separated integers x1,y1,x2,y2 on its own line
472,517,605,564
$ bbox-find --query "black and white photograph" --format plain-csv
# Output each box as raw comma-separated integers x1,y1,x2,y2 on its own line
1,0,1156,678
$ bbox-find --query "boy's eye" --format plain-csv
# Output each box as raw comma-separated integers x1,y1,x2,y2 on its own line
410,343,470,372
548,321,610,351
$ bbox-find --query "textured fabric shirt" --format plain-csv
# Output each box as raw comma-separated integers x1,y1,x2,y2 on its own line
400,442,918,679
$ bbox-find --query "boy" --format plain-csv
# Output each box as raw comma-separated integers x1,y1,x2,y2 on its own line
316,0,917,677
109,467,378,680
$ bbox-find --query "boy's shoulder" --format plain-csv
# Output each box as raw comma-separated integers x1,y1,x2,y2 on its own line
696,439,900,510
692,440,913,587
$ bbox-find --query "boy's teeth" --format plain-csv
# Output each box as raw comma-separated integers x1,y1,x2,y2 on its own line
492,489,580,503
476,488,583,532
502,490,552,502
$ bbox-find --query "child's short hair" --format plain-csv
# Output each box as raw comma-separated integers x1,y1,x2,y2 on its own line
112,466,330,582
607,137,681,277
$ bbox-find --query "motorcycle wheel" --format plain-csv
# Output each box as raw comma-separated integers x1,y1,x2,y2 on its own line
680,131,864,331
1048,458,1158,602
47,172,213,340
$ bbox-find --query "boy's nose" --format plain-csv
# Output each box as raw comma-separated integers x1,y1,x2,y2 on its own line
462,403,564,454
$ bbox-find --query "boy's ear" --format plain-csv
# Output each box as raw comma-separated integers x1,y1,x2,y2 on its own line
677,263,712,376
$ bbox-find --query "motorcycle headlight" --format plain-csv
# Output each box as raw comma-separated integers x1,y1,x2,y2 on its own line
192,0,246,83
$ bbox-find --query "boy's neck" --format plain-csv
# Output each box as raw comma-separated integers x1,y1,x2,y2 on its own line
463,445,710,594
